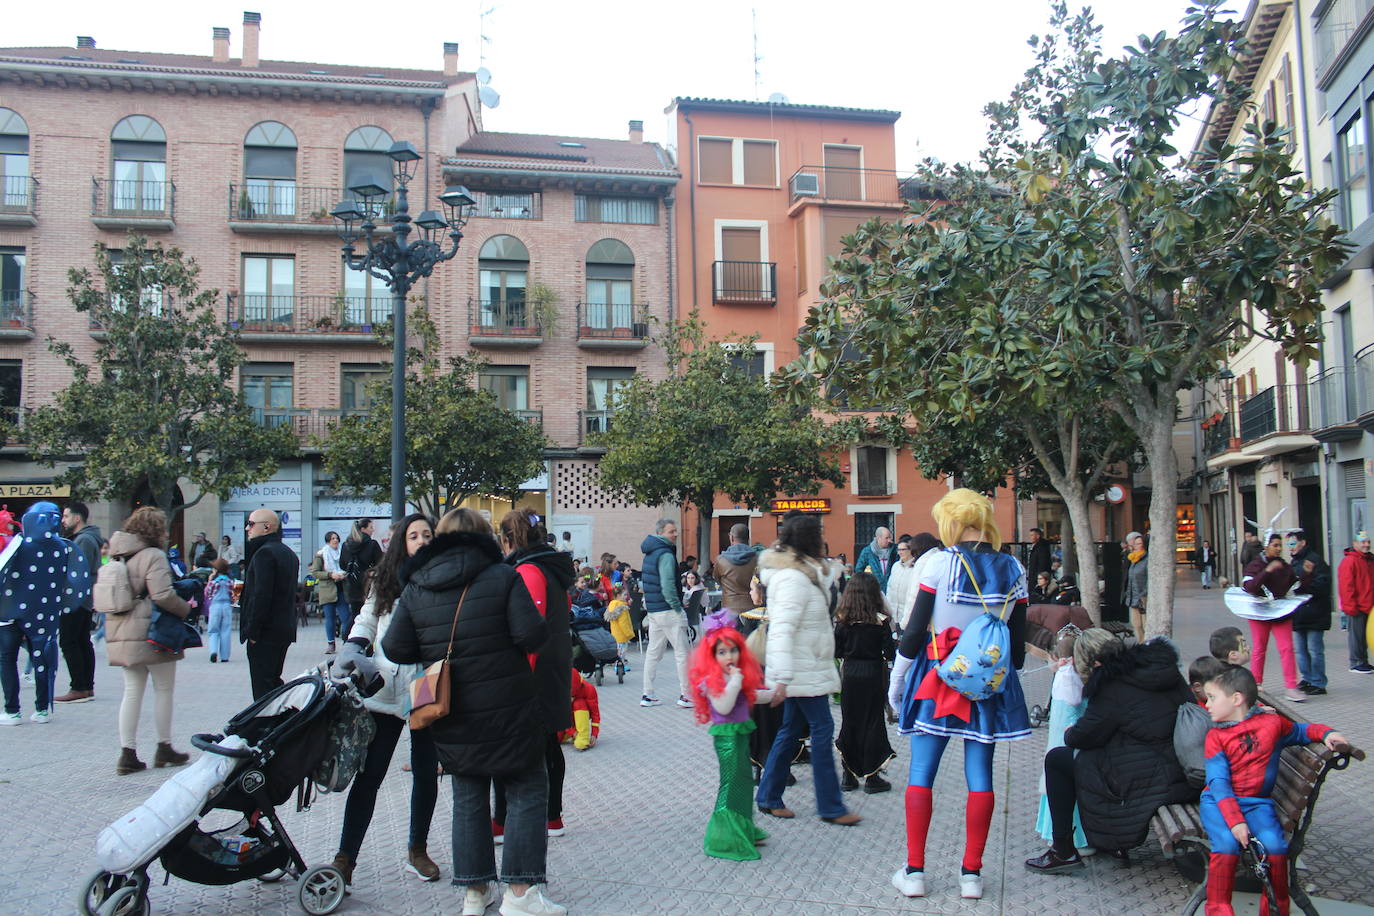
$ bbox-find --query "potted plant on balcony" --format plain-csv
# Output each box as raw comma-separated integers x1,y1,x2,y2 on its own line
525,282,559,336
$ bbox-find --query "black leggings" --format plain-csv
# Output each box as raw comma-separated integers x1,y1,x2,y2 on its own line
339,711,439,860
1043,745,1078,851
495,732,565,823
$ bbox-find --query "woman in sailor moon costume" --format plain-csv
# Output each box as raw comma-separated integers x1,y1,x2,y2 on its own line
885,489,1030,901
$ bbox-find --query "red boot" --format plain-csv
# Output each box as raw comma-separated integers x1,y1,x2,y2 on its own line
1205,853,1238,916
1261,854,1290,916
904,786,932,869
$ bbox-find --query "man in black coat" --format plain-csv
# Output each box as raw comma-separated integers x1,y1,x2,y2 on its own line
338,519,383,641
240,509,300,700
1026,527,1053,582
1290,529,1333,695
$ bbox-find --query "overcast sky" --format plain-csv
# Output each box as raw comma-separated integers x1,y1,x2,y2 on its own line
7,0,1205,165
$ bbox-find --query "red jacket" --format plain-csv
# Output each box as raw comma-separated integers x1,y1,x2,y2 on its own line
1338,548,1374,615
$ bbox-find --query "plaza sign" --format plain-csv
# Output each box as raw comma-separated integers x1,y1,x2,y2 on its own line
768,497,831,515
0,483,71,498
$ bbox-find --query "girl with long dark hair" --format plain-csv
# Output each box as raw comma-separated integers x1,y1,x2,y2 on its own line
833,572,896,794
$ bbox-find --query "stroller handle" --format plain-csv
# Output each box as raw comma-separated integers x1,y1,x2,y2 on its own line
191,732,257,758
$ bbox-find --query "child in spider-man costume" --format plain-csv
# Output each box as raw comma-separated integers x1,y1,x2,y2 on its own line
1199,665,1348,915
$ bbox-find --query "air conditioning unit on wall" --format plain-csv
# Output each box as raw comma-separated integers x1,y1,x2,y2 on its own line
790,172,820,198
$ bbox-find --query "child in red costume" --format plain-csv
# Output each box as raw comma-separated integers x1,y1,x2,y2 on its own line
558,668,600,750
1200,666,1348,915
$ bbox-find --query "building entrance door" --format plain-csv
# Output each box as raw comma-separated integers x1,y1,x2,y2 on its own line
853,512,894,567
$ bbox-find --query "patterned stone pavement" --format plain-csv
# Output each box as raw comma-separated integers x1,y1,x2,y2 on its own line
2,573,1369,914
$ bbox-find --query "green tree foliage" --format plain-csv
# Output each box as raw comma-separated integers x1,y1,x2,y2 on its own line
781,2,1348,634
321,306,546,518
595,316,845,564
22,235,295,519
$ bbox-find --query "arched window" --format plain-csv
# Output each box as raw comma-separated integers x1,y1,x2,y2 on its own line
0,108,29,210
585,239,634,330
344,126,394,199
478,235,529,330
243,121,297,218
110,115,167,213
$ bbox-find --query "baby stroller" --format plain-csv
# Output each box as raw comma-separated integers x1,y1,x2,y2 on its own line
80,665,379,916
571,615,623,686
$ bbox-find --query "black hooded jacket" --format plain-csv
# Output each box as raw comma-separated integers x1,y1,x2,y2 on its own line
240,529,299,645
1066,639,1197,851
506,544,576,733
382,531,548,776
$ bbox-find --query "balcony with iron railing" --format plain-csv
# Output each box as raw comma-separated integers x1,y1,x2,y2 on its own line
91,178,175,230
249,407,368,452
0,290,34,337
1314,0,1374,85
228,183,391,233
1311,365,1364,441
1357,343,1374,427
227,294,392,342
787,166,910,207
0,176,37,226
468,191,542,220
1237,383,1317,455
575,302,650,349
712,260,777,305
579,408,614,447
468,298,542,347
1203,413,1233,457
513,408,544,429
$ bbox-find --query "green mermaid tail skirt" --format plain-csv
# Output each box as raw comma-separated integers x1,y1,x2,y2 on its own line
705,721,768,861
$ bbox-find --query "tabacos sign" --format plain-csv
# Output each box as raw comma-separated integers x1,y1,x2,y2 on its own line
768,497,831,515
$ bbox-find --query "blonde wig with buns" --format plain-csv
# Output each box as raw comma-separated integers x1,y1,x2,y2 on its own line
932,488,1002,551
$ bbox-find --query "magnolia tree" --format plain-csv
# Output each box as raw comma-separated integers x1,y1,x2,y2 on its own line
24,236,294,519
780,1,1347,635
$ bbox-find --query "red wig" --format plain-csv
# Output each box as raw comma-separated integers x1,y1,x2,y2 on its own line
687,626,764,724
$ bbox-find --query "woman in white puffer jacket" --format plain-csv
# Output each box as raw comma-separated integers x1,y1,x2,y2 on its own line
331,513,442,889
753,512,860,826
886,533,943,632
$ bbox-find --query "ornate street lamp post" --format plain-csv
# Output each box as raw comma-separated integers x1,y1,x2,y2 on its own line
331,142,474,524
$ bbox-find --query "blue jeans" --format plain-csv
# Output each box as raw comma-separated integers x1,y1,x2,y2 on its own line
320,602,343,642
1292,629,1327,688
755,695,847,819
207,599,234,661
450,754,549,886
1200,566,1213,588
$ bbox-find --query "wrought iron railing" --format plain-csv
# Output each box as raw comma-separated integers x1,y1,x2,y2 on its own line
712,260,777,304
248,407,368,446
1314,0,1374,81
513,408,543,428
788,166,908,203
227,293,392,335
468,298,542,339
1238,384,1311,443
0,176,36,214
228,183,373,225
580,409,614,445
1203,414,1232,456
575,302,649,340
1312,366,1361,428
469,191,542,220
1356,344,1374,418
92,178,174,219
0,290,33,330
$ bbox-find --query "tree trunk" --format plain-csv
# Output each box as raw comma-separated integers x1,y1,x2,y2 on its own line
1059,481,1102,625
1142,409,1180,637
1060,505,1077,575
696,502,713,577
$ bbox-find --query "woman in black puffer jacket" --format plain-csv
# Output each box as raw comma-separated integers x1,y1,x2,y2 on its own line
1026,638,1197,873
382,508,561,915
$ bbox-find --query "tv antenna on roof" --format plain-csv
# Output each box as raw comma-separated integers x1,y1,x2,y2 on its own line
768,92,789,105
478,5,500,109
753,8,763,101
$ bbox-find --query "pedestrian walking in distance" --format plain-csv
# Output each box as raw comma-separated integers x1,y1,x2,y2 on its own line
240,509,298,700
338,517,383,644
1288,529,1332,695
639,518,693,709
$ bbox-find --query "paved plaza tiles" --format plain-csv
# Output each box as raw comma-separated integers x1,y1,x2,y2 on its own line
2,575,1370,914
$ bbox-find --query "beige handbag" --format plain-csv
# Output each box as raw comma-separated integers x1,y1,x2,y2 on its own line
408,584,471,730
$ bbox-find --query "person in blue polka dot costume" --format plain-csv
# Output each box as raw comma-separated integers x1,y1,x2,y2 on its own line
0,501,93,724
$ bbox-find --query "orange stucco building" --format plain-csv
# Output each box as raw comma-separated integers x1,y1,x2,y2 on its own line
665,97,1015,563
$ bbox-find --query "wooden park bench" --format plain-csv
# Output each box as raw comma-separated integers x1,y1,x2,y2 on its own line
1149,698,1364,915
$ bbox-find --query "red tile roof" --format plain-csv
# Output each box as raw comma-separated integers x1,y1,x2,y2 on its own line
451,131,677,175
0,46,468,87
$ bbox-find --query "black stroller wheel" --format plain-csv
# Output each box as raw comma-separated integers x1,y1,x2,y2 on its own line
77,871,124,915
95,886,148,916
298,864,347,915
594,668,604,687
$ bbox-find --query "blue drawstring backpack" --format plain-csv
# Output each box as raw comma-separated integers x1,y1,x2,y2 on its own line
934,549,1015,701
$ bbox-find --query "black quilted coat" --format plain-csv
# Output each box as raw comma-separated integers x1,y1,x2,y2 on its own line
507,544,576,734
1066,639,1197,851
382,531,548,776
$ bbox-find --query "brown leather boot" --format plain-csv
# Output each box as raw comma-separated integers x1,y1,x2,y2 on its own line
330,852,354,894
153,742,189,768
116,747,146,775
405,844,440,881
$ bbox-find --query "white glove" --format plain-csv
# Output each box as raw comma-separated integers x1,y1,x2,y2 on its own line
888,653,914,711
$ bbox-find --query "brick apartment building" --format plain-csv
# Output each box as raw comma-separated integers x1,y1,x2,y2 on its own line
665,97,1016,562
0,15,673,564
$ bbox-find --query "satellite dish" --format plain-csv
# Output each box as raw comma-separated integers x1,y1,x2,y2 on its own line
476,67,492,85
479,85,501,108
767,92,789,104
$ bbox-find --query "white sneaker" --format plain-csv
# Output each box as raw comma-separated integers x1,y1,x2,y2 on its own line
959,873,983,899
0,712,20,726
676,695,694,708
639,694,662,707
462,883,498,915
498,884,566,916
29,709,51,724
891,867,926,897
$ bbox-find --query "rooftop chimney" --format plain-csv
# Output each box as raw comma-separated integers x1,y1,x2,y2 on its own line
212,27,230,64
76,36,96,49
628,120,644,143
242,12,261,68
443,42,459,77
